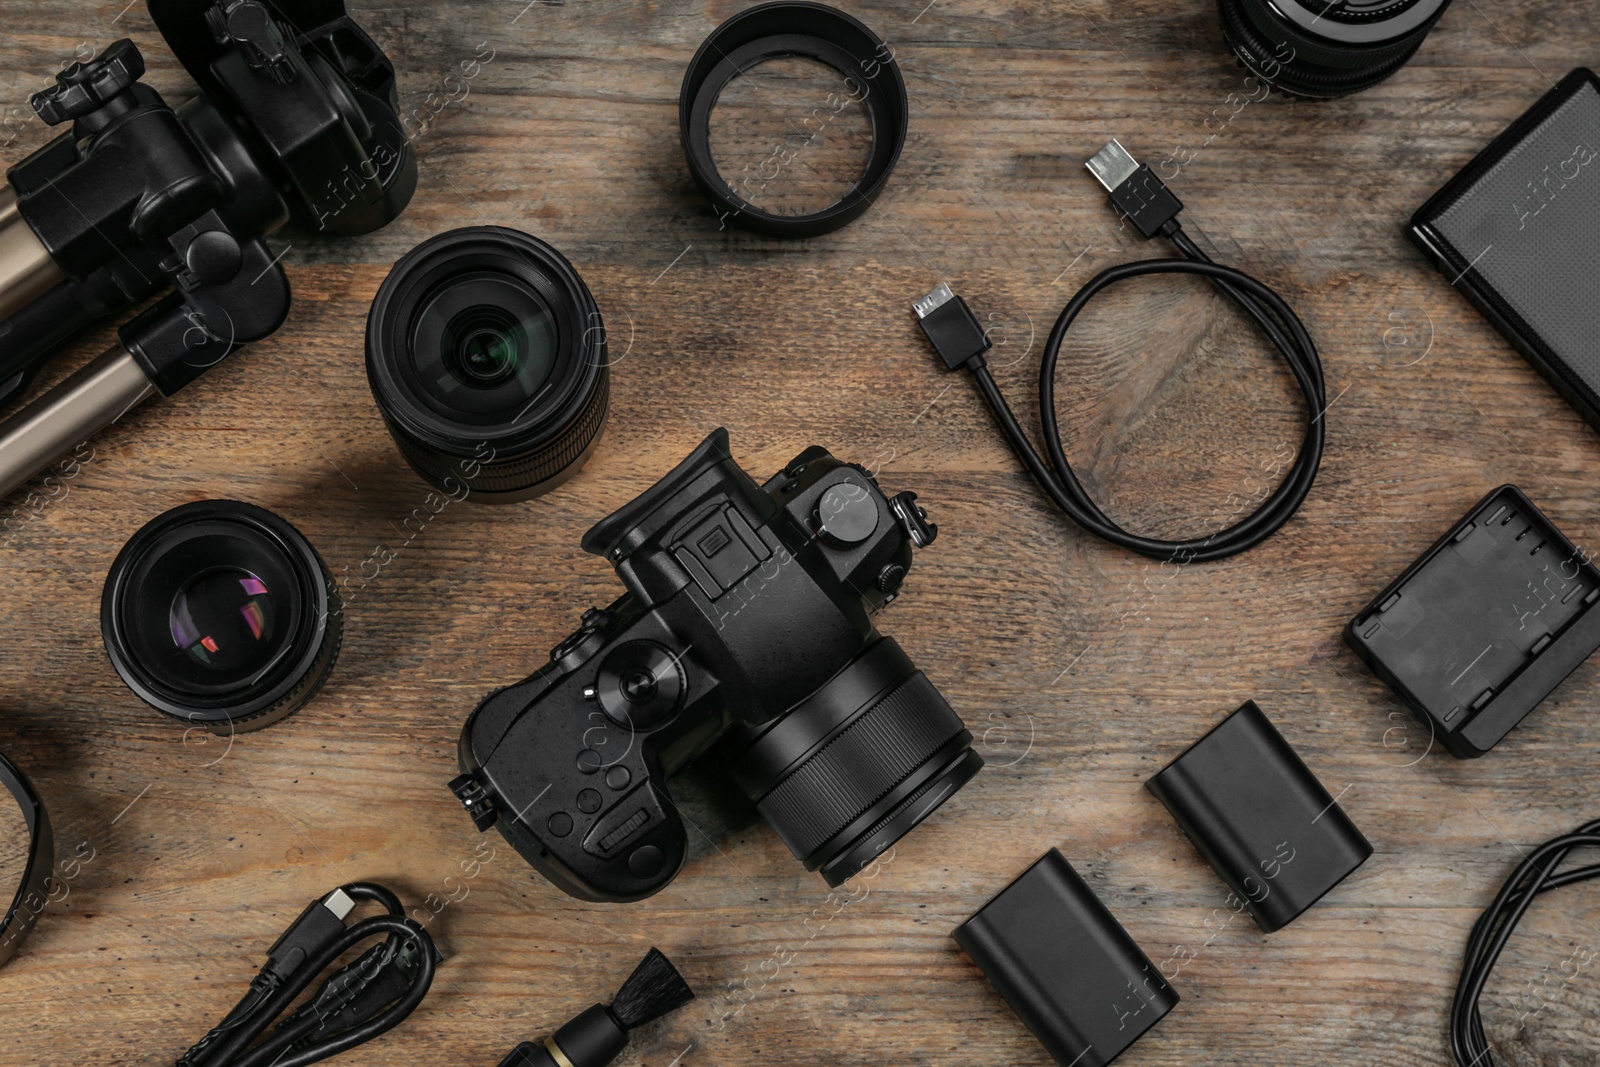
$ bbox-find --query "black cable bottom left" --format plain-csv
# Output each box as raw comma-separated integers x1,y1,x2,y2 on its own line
177,882,438,1067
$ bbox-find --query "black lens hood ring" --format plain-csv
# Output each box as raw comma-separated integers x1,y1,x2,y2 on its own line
679,2,907,239
0,750,53,969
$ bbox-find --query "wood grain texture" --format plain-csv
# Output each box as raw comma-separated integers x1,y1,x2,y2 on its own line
2,1,1600,1064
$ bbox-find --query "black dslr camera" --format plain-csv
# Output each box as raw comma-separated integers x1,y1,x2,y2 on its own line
451,429,982,902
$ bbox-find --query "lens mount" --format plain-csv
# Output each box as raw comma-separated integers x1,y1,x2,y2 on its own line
100,500,342,733
726,638,982,886
366,226,610,503
679,2,908,238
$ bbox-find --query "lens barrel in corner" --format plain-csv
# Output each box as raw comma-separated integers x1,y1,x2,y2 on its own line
726,638,983,887
100,500,342,734
365,226,611,504
1217,0,1454,99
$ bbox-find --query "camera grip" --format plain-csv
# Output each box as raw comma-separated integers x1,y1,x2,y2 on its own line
547,776,688,903
466,670,691,903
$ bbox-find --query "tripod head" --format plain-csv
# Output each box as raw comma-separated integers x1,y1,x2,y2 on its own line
0,0,415,499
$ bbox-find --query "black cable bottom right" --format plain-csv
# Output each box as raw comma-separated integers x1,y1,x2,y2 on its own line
1452,819,1600,1067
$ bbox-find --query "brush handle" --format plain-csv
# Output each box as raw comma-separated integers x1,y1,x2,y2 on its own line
499,1005,627,1067
496,1041,559,1067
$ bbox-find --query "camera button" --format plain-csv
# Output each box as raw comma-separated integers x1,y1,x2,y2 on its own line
577,788,603,814
627,845,665,879
605,766,632,791
582,783,665,858
547,812,573,838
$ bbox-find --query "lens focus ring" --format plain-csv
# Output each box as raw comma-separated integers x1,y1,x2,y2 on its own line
382,367,609,498
757,671,966,862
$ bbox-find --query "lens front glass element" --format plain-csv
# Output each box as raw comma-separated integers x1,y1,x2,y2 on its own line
410,274,559,421
170,567,278,673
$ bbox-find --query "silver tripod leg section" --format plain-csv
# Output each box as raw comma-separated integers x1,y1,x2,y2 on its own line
0,185,64,323
0,345,154,500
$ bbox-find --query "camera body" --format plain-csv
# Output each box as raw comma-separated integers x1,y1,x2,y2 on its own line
452,428,981,902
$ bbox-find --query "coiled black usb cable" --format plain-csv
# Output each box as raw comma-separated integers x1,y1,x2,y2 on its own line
914,139,1325,563
177,882,438,1067
1451,819,1600,1066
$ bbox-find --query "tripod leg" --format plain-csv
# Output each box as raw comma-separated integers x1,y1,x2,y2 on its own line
0,186,62,323
0,345,153,501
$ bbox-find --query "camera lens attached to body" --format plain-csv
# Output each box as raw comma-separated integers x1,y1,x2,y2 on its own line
725,637,983,886
454,428,980,903
365,226,610,504
101,500,342,734
1217,0,1454,98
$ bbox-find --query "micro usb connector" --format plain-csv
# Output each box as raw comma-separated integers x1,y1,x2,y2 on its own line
912,282,991,371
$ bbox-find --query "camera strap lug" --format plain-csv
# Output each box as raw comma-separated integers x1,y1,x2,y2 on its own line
890,491,938,548
448,774,497,832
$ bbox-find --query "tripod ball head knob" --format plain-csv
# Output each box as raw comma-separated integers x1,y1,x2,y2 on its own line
32,39,146,127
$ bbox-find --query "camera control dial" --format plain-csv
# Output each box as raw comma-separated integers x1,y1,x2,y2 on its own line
595,641,685,730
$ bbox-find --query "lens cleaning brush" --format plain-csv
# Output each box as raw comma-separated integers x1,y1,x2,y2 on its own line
496,948,695,1067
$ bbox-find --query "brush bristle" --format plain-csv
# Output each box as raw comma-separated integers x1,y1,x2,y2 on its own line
608,947,695,1031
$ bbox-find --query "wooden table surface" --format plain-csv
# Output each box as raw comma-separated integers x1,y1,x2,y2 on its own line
3,1,1599,1064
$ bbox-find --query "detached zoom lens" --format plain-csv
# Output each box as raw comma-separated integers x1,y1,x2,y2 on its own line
725,638,983,887
365,226,610,503
101,501,342,733
1218,0,1454,98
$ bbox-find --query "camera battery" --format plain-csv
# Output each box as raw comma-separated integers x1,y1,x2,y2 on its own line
953,849,1178,1067
1146,701,1371,933
1345,485,1600,757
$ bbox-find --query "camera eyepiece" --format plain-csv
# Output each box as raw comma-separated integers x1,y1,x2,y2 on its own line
1217,0,1454,98
100,500,342,733
365,227,610,503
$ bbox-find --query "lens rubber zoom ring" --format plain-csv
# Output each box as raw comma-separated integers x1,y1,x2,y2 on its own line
758,671,965,861
388,366,609,497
